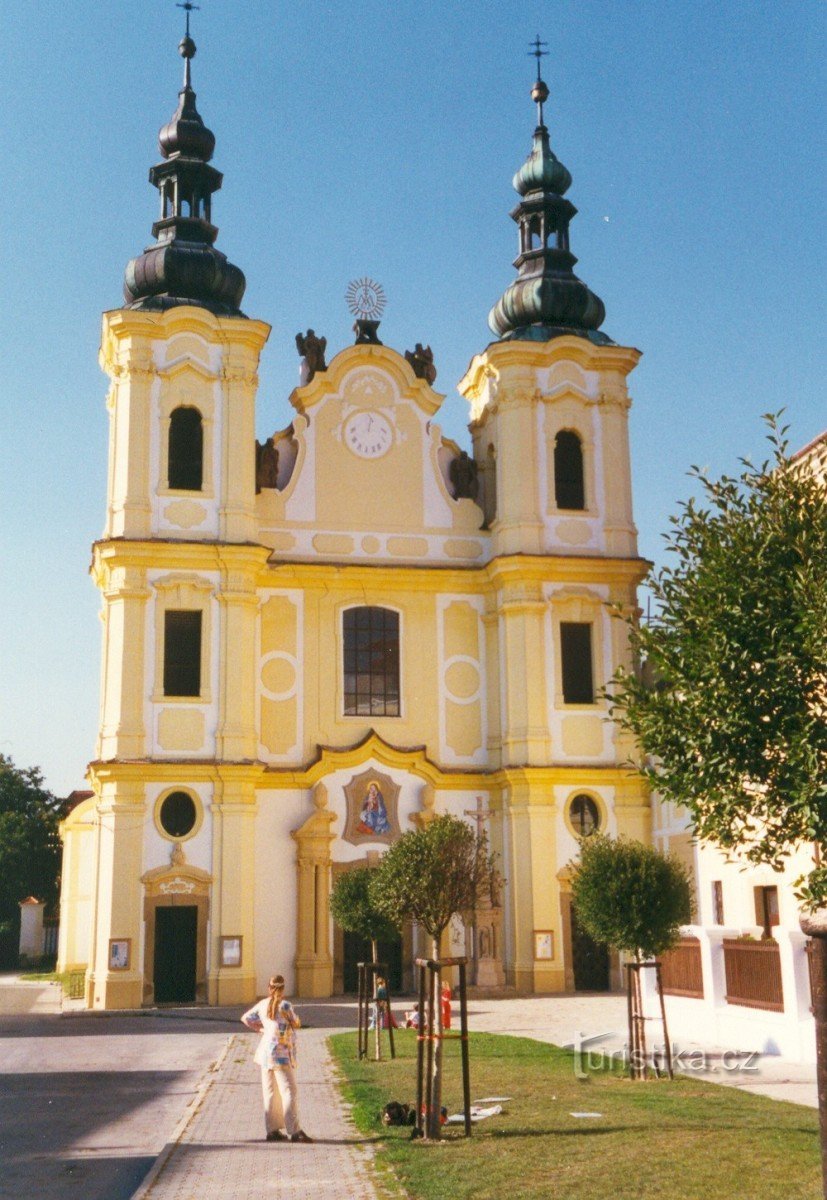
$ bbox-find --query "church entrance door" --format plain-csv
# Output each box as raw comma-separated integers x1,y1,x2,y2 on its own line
154,905,198,1003
571,903,609,992
342,931,402,994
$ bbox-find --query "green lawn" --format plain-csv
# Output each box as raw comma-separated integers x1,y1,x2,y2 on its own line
328,1030,821,1200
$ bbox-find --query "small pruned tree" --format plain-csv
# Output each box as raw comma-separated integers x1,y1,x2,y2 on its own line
371,814,500,1137
330,866,400,965
571,834,693,1076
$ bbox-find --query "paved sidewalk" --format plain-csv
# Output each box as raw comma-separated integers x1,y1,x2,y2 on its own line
131,1026,381,1200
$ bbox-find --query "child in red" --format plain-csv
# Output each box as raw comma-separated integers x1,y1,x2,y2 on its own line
440,981,452,1030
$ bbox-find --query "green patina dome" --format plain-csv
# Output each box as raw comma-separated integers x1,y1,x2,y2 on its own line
512,127,572,197
488,70,606,343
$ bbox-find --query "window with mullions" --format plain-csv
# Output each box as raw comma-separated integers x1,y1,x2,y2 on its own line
343,607,400,717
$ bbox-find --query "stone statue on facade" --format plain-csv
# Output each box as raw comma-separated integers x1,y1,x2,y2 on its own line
404,343,437,385
255,437,279,493
449,450,479,502
296,329,327,384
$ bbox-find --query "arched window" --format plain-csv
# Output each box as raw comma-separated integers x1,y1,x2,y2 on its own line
554,430,585,510
343,607,400,716
569,794,601,837
168,406,203,491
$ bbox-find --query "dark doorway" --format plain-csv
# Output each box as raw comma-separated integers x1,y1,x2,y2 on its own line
571,904,609,991
154,905,197,1003
342,931,402,994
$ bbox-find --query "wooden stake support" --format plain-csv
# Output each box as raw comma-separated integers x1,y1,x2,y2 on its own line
625,960,674,1080
413,955,471,1139
356,960,396,1061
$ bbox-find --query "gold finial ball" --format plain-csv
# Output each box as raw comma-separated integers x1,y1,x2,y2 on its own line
531,79,549,105
179,35,196,59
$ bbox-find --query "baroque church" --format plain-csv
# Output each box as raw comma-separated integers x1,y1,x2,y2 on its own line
57,30,650,1009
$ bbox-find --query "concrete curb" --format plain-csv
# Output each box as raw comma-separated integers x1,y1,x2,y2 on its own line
128,1033,236,1200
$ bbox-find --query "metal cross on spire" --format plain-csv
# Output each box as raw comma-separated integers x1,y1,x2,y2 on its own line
177,1,200,38
528,34,549,78
528,35,550,126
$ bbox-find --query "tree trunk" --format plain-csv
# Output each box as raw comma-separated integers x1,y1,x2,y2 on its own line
428,935,443,1139
371,938,381,1061
800,913,827,1198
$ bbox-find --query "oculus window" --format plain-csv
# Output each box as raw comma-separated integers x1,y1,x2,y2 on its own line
554,430,585,510
159,791,197,839
163,610,202,697
569,794,601,837
560,621,594,704
343,607,400,716
168,406,204,491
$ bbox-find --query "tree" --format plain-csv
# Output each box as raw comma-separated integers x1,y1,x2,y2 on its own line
610,417,827,905
371,814,500,1138
330,866,400,964
608,415,827,1179
570,834,692,1077
571,834,693,962
0,756,61,965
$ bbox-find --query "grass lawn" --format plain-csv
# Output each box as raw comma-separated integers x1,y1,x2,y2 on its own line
329,1029,821,1200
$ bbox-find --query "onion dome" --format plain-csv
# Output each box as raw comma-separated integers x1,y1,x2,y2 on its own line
488,59,610,344
123,31,246,317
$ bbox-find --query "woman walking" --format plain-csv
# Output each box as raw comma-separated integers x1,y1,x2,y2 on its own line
241,974,313,1143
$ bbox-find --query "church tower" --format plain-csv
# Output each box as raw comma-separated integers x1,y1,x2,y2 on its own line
458,52,649,991
81,27,270,1009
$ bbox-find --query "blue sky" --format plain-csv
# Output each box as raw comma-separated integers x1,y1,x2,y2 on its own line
0,1,823,795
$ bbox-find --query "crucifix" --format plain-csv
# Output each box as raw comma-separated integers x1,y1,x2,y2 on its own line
464,794,490,840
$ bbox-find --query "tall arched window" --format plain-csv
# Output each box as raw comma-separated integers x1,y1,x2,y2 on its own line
343,607,400,716
168,406,203,491
554,430,585,510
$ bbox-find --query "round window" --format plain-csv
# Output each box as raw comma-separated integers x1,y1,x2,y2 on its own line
569,794,600,838
159,791,197,839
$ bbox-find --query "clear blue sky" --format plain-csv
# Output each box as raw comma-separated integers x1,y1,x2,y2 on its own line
0,1,823,795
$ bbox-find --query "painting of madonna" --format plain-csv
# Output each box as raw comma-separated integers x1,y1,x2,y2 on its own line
356,781,391,836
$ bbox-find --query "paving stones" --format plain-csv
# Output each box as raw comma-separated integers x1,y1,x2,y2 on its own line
131,1028,380,1200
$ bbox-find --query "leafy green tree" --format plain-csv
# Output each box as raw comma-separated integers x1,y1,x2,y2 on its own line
371,814,500,1137
610,417,827,907
0,756,61,957
329,866,399,964
571,835,692,1080
570,835,693,962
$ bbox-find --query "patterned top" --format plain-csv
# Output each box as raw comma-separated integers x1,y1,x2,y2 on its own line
241,996,301,1069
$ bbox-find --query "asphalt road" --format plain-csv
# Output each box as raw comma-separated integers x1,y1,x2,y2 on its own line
0,1009,239,1200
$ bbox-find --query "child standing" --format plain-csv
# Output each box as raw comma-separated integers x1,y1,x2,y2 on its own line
241,974,313,1143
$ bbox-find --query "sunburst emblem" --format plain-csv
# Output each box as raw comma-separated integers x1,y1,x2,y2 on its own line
345,277,387,321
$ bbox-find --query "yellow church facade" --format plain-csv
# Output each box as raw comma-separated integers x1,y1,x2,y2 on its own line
58,32,650,1009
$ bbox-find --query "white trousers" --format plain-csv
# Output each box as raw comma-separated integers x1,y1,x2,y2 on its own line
260,1064,300,1136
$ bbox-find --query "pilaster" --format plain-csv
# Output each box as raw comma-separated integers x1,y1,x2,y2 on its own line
208,771,258,1005
87,778,146,1010
291,783,336,997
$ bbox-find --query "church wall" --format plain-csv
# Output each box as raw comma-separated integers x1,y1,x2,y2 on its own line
253,787,306,994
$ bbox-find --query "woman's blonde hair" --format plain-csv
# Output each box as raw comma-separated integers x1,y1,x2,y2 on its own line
267,974,285,1021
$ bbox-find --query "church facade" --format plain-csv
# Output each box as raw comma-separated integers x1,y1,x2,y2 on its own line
57,33,650,1009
